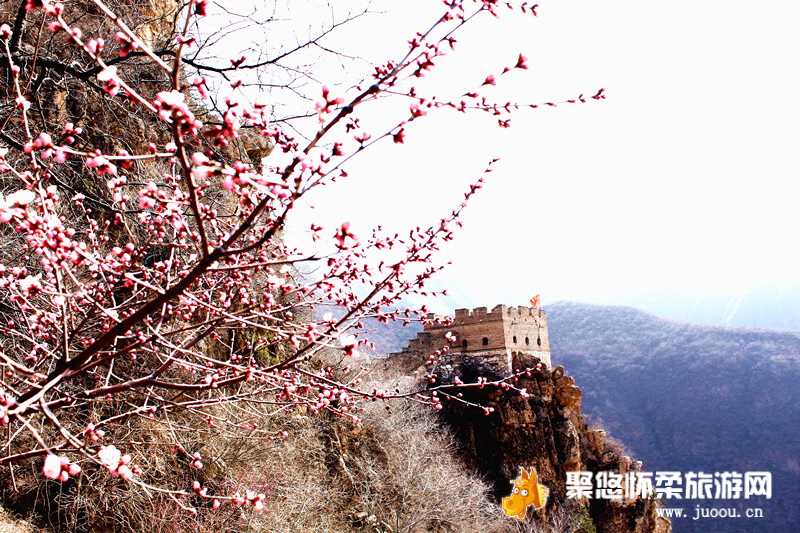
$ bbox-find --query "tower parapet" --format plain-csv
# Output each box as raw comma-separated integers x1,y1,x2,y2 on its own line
394,304,551,373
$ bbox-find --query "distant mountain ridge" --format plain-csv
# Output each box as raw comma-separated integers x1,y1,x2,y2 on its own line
544,301,800,533
629,283,800,331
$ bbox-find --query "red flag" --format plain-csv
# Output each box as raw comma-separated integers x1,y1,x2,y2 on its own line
529,294,540,308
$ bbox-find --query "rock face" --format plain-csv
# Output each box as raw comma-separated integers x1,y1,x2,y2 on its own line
433,355,671,533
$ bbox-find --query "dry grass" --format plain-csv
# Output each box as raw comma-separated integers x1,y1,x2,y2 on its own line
1,361,520,533
0,507,43,533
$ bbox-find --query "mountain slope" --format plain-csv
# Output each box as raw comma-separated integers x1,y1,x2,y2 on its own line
631,282,800,331
545,301,800,533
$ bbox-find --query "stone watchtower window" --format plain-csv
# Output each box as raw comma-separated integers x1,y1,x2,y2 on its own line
537,336,542,346
462,339,468,349
513,335,517,344
525,337,530,345
482,337,489,346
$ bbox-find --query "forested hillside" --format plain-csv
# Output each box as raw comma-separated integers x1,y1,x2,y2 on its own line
546,301,800,533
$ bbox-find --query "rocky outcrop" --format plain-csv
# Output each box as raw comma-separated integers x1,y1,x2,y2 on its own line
431,355,671,533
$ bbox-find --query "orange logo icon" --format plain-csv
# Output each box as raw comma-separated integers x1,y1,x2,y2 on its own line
502,466,550,520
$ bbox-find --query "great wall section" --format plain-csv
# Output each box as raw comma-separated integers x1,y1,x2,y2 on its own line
393,304,552,376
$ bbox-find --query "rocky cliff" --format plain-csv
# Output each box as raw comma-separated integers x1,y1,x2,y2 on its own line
424,353,672,533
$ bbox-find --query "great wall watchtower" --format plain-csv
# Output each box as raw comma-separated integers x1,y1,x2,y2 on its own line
395,305,551,373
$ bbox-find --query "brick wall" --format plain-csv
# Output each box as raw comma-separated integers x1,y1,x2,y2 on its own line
394,304,552,371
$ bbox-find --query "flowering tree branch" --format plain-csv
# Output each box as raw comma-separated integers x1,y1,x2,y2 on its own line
0,0,602,513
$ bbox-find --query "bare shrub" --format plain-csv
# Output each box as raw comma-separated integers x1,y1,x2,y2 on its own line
0,506,43,533
331,373,510,533
512,500,595,533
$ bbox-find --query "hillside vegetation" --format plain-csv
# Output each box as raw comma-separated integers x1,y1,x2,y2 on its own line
1,367,510,533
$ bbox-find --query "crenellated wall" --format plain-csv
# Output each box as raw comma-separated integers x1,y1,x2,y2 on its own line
394,304,552,372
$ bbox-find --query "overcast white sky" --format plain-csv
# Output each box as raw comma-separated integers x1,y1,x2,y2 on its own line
217,1,800,316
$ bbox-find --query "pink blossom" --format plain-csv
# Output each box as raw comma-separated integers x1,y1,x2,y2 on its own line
334,221,358,249
410,104,426,118
87,38,104,55
339,333,357,356
42,454,62,479
18,275,42,295
190,451,203,469
154,91,188,120
192,164,215,182
97,66,121,96
191,152,209,165
354,132,371,143
85,153,117,176
153,91,202,136
15,96,30,110
114,31,138,57
6,189,35,206
176,34,196,46
98,445,121,470
24,0,48,13
193,0,208,16
116,464,133,480
24,132,53,153
42,1,62,16
66,27,81,45
191,76,209,99
139,195,156,210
